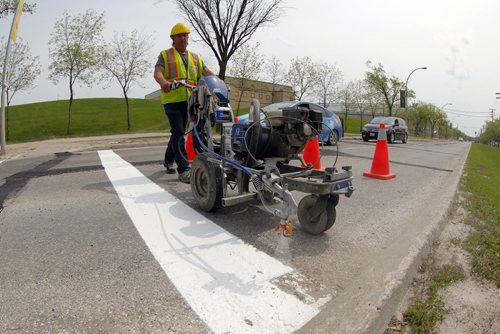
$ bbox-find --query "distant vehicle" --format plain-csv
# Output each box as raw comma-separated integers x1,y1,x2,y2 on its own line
237,101,344,145
458,137,464,142
362,116,408,144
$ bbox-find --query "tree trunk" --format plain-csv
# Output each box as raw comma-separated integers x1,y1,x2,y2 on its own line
236,84,244,116
124,89,131,130
359,111,363,132
344,108,348,133
67,81,74,135
6,91,10,141
218,57,228,80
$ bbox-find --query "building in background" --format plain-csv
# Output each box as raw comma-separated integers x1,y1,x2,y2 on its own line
145,76,294,110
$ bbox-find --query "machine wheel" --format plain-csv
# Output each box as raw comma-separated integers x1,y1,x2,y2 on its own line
362,134,369,142
297,195,337,235
324,196,338,231
327,130,339,146
190,153,223,212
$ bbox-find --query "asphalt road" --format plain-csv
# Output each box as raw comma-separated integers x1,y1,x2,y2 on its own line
0,139,471,333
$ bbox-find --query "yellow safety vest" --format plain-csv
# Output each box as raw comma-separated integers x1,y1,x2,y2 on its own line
161,48,204,104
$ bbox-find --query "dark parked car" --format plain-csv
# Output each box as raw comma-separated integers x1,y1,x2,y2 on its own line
362,116,408,143
237,101,344,145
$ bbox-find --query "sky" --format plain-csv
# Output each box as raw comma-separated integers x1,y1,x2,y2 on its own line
1,0,499,136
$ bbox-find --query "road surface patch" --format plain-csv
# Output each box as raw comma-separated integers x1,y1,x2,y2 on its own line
98,150,329,333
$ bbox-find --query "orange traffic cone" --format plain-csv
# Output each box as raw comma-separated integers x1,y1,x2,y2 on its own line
363,123,396,179
185,131,196,163
302,136,323,170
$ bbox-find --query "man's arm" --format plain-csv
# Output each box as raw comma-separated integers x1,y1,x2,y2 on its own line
154,65,171,93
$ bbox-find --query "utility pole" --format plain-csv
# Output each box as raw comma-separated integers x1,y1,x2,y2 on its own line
1,0,25,155
489,109,496,121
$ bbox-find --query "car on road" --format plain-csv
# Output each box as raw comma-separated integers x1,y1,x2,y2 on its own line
237,101,344,145
362,116,408,144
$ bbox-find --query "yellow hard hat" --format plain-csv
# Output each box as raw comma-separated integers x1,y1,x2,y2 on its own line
170,22,191,36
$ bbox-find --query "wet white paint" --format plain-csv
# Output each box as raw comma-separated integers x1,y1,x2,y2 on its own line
98,150,327,333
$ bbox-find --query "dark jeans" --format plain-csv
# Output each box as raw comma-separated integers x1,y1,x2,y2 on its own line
164,102,190,173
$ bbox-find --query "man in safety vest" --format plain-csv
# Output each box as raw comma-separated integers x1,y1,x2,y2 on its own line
154,22,215,183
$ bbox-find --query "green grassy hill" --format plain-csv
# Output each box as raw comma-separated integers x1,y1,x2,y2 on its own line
6,97,366,143
6,98,168,143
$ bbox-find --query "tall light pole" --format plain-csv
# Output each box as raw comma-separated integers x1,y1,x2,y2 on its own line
1,0,25,155
401,66,427,134
441,103,452,139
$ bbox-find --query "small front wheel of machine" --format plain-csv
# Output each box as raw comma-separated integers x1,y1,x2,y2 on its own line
297,195,337,235
387,132,394,144
327,130,339,146
190,152,223,212
362,134,369,142
402,133,408,144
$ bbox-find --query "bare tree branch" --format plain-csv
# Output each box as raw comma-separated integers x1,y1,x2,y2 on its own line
168,0,284,79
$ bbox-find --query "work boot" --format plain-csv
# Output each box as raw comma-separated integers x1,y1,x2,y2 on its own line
164,162,176,174
178,169,191,184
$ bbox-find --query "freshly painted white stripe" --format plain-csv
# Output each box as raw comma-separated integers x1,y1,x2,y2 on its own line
98,150,326,333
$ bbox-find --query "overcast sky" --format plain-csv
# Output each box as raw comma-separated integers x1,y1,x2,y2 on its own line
1,0,499,136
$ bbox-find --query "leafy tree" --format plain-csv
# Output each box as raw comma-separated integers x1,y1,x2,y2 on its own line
288,56,317,101
364,82,383,118
478,119,500,145
428,106,446,138
170,0,284,80
0,37,41,139
48,9,105,135
410,103,434,137
0,0,36,19
365,61,408,116
264,55,285,103
313,61,342,108
337,81,355,133
101,29,153,130
228,43,264,114
351,79,367,132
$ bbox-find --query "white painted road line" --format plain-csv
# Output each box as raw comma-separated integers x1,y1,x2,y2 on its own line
98,150,328,333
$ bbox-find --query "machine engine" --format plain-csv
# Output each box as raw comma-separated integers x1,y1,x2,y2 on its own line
231,106,323,161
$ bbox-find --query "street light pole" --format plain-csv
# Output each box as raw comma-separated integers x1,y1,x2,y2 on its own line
1,0,25,155
441,103,452,139
402,66,427,134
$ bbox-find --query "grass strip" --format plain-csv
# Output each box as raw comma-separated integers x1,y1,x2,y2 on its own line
461,144,500,286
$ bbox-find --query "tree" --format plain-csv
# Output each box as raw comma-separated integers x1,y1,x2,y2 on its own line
337,81,355,133
170,0,283,80
288,56,317,101
313,61,342,108
264,55,285,103
351,79,367,132
228,43,264,114
411,103,434,137
365,61,407,116
48,9,105,135
364,83,383,118
0,0,36,19
428,106,445,139
0,37,41,139
478,118,500,145
101,30,153,130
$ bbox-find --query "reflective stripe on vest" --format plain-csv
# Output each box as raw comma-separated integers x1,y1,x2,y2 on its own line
161,48,204,104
